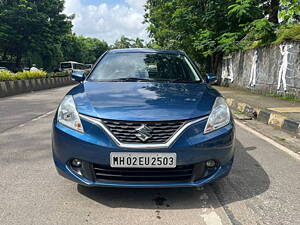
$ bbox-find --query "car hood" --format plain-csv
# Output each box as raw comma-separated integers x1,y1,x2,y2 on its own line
70,81,220,121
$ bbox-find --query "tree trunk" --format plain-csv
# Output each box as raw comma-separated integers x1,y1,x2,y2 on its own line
2,49,7,61
16,52,22,70
212,52,223,85
269,0,280,24
212,53,222,74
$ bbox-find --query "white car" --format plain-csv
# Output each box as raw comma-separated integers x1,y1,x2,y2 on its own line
0,67,10,72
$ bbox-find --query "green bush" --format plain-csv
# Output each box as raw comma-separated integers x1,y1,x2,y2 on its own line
14,71,47,80
47,72,70,78
0,71,69,81
274,23,300,44
0,71,15,81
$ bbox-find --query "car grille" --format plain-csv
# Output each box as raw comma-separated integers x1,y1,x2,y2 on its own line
101,119,185,144
93,164,196,183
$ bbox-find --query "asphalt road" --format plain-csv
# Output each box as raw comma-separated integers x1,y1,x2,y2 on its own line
0,86,299,225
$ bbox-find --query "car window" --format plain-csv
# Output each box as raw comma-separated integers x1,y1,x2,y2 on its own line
61,63,72,69
88,53,201,82
74,64,83,70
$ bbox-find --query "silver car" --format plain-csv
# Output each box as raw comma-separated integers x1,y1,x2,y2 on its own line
0,67,10,72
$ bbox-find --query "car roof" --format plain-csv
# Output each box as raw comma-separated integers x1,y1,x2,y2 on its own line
60,61,80,64
108,48,186,55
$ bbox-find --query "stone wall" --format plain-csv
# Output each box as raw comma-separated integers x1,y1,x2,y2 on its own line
220,41,300,97
0,76,75,98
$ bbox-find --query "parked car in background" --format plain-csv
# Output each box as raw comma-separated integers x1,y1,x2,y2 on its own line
52,49,235,188
0,67,10,72
85,64,93,73
60,61,86,73
30,64,39,71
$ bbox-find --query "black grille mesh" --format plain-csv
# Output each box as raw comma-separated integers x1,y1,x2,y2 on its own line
93,164,194,183
101,119,185,144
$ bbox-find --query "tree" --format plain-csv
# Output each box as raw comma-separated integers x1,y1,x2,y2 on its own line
144,0,297,72
61,34,109,64
269,0,280,24
82,37,109,63
0,0,72,69
112,35,146,49
279,0,300,24
113,35,134,49
132,37,145,48
144,0,243,72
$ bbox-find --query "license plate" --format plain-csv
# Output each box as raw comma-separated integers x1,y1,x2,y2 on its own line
110,152,176,168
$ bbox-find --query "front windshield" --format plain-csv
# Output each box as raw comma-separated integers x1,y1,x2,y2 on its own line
88,53,201,82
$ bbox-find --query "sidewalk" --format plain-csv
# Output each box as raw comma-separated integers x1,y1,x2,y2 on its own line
215,86,300,136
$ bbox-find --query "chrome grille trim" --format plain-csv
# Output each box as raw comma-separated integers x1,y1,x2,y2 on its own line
102,119,185,144
79,114,208,149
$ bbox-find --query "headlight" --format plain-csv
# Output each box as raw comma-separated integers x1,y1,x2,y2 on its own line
57,95,84,133
204,97,230,134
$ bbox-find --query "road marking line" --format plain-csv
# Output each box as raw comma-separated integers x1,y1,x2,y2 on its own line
201,211,223,225
235,119,300,161
267,107,300,113
31,110,56,122
33,110,56,121
1,109,57,134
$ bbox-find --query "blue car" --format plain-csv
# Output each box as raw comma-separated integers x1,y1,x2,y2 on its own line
52,48,235,188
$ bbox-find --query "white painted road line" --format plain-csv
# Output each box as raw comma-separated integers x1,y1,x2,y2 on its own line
17,109,57,129
201,211,223,225
235,119,300,161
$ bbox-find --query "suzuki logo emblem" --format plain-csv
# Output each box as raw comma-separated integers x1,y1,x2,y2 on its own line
135,124,152,142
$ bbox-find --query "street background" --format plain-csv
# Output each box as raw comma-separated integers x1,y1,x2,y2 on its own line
1,0,300,224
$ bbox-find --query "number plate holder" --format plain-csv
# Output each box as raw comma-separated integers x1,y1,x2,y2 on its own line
110,152,177,168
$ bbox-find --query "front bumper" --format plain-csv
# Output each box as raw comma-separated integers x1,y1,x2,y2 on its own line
52,115,235,188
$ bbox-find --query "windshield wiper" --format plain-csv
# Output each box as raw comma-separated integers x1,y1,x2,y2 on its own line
169,79,201,83
109,77,153,82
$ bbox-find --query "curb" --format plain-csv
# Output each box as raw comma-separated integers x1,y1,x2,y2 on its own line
225,98,300,136
0,77,76,98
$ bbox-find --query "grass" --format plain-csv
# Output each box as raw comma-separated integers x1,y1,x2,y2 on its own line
242,23,300,50
266,93,300,102
233,110,244,115
275,136,286,142
274,23,300,44
0,71,69,81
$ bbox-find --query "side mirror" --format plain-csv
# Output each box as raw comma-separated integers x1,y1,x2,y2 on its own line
71,72,85,82
206,73,217,84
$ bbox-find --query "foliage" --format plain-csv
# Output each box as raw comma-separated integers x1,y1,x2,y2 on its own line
266,93,300,102
144,0,300,72
217,32,242,54
14,70,47,80
0,0,110,71
241,18,277,49
144,0,263,71
275,23,300,43
47,72,70,77
145,40,161,49
1,0,299,74
279,0,300,24
112,35,146,49
0,70,68,81
228,0,263,23
0,71,13,81
0,0,72,69
61,34,109,65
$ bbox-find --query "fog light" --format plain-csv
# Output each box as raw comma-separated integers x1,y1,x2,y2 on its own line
206,160,216,168
71,159,82,167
